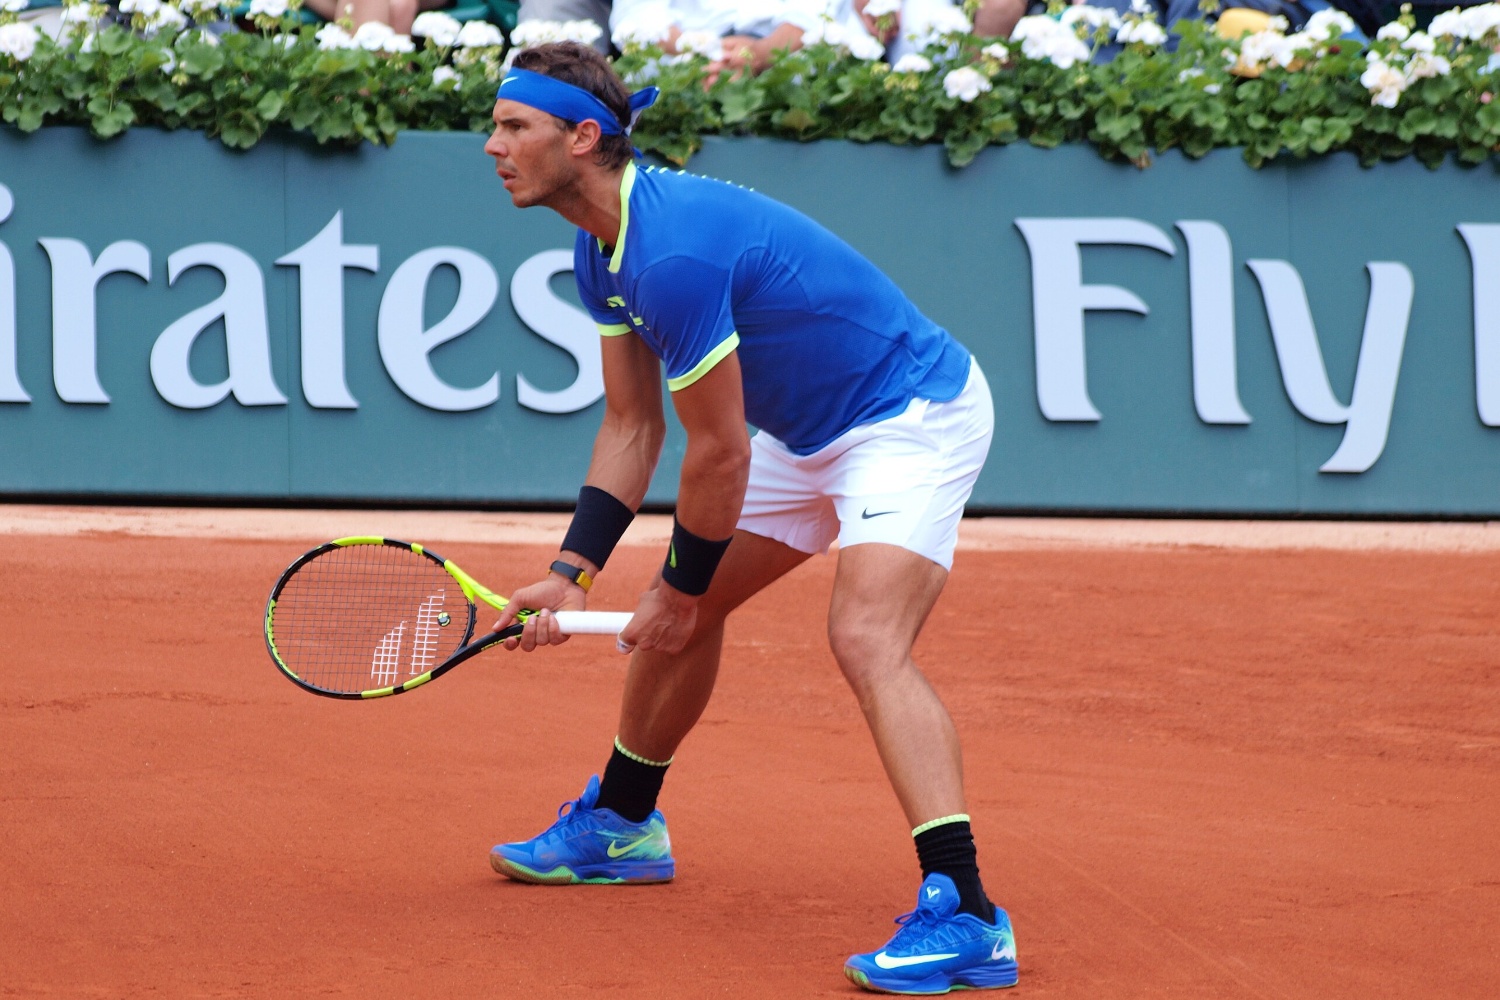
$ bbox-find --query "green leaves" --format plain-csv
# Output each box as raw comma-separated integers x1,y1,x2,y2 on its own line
4,18,1500,171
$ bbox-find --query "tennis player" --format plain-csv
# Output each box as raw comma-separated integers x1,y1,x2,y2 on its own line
485,42,1015,994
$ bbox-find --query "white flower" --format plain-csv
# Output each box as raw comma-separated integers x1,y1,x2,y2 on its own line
891,52,931,73
1400,30,1436,53
60,2,92,24
1203,82,1220,94
0,0,29,12
1012,15,1091,69
1405,50,1451,81
1487,51,1500,75
1361,55,1406,107
1129,0,1151,13
1116,19,1166,47
411,11,462,46
1427,9,1466,39
432,65,459,87
120,0,161,16
1060,5,1121,33
612,10,675,47
179,0,222,16
848,31,885,61
508,18,599,47
0,21,39,61
148,3,187,33
353,20,395,49
1432,3,1500,41
942,65,991,102
381,32,415,53
1280,30,1318,63
561,19,603,45
1375,22,1409,42
1178,66,1203,82
864,0,901,17
676,28,723,59
1462,3,1500,40
247,0,285,15
800,18,846,48
1239,28,1297,71
159,49,176,72
315,22,356,49
271,32,296,48
455,19,504,48
1303,8,1354,40
982,42,1008,61
926,4,971,34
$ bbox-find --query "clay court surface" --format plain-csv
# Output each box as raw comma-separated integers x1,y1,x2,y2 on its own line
3,505,1498,999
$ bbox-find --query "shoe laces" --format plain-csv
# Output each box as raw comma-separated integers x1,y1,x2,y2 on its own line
887,906,946,950
544,792,602,835
887,905,977,953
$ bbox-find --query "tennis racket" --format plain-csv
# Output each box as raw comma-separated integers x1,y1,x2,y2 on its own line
264,536,631,699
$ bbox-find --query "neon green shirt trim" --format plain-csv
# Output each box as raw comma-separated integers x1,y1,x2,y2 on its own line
600,161,636,275
597,322,631,337
667,333,739,392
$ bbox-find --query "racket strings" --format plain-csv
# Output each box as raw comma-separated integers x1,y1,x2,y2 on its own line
269,545,474,695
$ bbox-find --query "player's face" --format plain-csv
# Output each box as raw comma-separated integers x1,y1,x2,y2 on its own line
485,100,578,210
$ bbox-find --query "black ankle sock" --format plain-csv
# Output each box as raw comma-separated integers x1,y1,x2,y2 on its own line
914,820,996,923
594,744,669,823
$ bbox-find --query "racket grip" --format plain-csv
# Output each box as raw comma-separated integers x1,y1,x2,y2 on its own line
553,611,633,636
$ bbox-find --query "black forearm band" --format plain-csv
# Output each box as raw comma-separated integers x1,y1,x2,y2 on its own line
560,486,636,570
660,517,732,597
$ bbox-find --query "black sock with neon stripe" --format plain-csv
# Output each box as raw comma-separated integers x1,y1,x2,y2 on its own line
914,819,996,923
595,741,669,824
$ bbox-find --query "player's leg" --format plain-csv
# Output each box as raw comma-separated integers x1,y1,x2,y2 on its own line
821,364,1014,993
827,543,963,827
491,431,830,885
488,530,809,885
597,529,812,809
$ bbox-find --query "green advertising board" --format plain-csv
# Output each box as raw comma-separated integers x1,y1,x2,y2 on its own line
1,125,1497,515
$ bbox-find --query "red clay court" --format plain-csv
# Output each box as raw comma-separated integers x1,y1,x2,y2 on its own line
2,507,1497,998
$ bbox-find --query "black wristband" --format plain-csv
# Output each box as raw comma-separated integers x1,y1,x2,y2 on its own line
561,485,635,570
660,517,732,597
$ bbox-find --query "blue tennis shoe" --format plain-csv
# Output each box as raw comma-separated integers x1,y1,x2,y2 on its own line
489,774,675,884
844,874,1018,994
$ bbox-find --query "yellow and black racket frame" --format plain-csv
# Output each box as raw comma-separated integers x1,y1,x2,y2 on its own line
264,536,525,700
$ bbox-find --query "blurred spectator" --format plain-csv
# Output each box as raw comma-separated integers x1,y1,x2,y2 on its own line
611,0,826,76
518,0,614,52
842,0,1027,61
1085,0,1387,42
302,0,452,34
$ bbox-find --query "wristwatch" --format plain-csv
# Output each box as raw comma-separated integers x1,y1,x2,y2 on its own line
549,559,594,592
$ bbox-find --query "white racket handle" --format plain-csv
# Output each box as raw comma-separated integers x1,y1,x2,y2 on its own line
554,611,634,635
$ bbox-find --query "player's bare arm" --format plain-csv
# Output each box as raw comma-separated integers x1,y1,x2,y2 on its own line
496,334,666,649
617,350,750,656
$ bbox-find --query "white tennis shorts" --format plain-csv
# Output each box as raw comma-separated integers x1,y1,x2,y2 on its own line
737,360,994,570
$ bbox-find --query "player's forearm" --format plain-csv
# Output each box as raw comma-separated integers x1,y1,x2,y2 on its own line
674,433,750,541
584,410,665,512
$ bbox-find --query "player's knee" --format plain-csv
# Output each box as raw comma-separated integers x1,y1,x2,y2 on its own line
827,618,901,690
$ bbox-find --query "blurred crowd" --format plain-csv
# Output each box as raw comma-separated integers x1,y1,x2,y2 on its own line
10,0,1472,62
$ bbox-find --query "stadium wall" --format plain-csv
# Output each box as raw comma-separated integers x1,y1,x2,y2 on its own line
2,125,1498,515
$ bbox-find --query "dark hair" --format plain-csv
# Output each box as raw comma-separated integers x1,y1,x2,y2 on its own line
510,42,634,170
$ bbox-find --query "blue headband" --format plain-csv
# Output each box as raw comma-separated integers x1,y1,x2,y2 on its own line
496,68,659,136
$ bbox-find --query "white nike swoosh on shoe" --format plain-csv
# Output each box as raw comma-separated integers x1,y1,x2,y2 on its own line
872,951,960,970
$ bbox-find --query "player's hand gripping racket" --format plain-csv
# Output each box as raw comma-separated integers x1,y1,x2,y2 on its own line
264,537,631,699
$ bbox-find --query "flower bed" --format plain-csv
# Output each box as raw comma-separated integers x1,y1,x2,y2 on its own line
3,0,1500,168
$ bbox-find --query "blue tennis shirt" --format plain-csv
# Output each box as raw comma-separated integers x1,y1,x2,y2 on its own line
574,163,972,456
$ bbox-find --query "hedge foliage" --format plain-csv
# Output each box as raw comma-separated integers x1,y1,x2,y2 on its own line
3,1,1500,169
